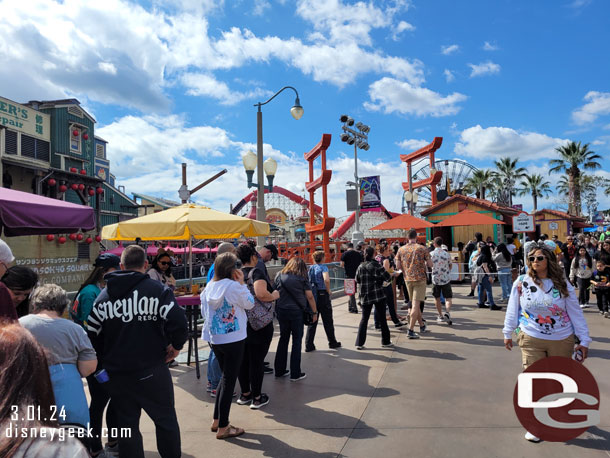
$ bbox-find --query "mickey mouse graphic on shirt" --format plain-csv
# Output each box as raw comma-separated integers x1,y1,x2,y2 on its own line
535,314,556,334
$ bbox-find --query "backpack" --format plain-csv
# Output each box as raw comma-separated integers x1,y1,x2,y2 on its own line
245,268,275,330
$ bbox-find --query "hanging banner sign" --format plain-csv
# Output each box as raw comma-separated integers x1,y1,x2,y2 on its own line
513,212,535,233
0,95,50,141
360,175,381,209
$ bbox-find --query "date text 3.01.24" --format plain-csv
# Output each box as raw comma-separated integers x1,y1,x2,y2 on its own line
11,405,66,422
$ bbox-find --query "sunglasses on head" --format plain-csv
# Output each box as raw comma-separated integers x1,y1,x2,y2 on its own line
528,255,546,262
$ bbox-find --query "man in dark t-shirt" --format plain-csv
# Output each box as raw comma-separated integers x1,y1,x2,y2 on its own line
341,242,363,313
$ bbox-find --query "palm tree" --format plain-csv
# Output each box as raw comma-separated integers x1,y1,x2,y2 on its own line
464,169,495,200
493,157,526,206
549,141,601,216
517,174,552,212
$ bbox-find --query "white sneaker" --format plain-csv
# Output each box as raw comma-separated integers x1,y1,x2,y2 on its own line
580,304,590,309
524,431,541,442
381,342,394,348
444,312,452,326
436,315,445,323
356,345,365,350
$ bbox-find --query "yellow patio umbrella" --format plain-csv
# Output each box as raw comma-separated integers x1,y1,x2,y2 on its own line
101,203,269,241
101,203,269,285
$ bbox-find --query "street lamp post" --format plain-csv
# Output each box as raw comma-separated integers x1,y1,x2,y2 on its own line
245,86,303,246
340,115,370,245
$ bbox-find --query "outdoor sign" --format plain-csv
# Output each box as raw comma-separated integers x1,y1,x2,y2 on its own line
513,212,535,233
15,256,93,292
265,208,288,226
360,175,381,209
95,157,110,182
344,279,356,295
549,222,559,230
512,204,523,211
0,95,50,141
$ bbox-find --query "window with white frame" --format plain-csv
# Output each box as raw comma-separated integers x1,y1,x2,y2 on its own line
70,127,81,153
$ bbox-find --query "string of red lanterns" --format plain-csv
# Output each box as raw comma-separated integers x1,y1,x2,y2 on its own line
45,233,101,244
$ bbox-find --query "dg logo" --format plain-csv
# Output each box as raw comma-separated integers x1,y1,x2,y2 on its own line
513,356,601,442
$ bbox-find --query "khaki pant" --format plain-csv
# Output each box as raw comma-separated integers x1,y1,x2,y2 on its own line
518,332,575,370
406,280,426,304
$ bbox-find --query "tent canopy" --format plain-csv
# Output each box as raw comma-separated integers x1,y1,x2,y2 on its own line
435,209,505,227
0,187,95,236
101,203,269,241
370,213,435,231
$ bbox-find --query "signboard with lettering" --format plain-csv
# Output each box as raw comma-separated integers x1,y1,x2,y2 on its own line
360,175,381,209
0,96,50,141
95,157,110,182
513,212,535,233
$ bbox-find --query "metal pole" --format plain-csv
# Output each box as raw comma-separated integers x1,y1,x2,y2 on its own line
407,162,413,216
256,106,265,247
181,163,187,204
354,142,359,234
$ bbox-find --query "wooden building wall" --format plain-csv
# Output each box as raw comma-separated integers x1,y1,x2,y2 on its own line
536,212,570,239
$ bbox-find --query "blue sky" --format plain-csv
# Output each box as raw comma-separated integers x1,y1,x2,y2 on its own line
1,0,609,217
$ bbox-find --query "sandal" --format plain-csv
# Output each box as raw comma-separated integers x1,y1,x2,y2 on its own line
211,423,218,432
216,424,245,440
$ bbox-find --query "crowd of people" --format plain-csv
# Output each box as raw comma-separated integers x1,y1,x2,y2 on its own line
0,226,601,454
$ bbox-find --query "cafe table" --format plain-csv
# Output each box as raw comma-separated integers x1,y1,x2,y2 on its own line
175,294,203,379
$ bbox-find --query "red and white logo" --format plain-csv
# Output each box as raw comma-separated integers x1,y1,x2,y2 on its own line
513,356,600,442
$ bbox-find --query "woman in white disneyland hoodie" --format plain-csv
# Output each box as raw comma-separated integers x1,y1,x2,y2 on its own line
201,252,254,440
502,243,591,443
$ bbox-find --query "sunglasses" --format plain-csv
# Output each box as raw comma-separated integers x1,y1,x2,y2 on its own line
159,261,170,266
528,256,546,262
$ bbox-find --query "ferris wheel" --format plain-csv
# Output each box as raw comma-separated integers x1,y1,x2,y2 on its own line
407,159,479,213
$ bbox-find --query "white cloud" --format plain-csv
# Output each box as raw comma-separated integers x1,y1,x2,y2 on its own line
571,91,610,125
591,136,610,146
181,73,271,105
364,77,467,117
443,69,455,82
483,41,498,51
0,0,425,111
396,139,429,150
98,62,117,75
468,61,500,77
454,125,570,160
441,44,459,55
392,20,415,41
253,0,271,16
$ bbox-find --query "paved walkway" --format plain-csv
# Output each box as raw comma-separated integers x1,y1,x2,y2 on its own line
138,284,609,457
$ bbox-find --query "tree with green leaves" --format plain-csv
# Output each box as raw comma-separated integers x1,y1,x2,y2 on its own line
517,174,552,212
464,169,495,200
493,157,526,206
549,141,601,216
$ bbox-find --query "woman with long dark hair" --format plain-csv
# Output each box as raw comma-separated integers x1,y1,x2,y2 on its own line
0,321,89,457
476,244,500,310
570,246,593,308
355,247,393,350
503,243,590,442
375,242,404,328
147,250,176,290
274,257,318,381
71,253,121,457
201,252,254,439
493,243,513,302
1,266,38,317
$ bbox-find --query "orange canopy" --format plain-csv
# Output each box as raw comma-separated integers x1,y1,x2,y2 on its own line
435,209,505,227
370,213,435,231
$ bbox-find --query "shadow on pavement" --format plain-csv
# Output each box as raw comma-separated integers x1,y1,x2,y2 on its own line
567,426,610,451
392,346,466,361
231,432,344,457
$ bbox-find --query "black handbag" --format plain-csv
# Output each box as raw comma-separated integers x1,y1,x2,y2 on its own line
277,276,315,325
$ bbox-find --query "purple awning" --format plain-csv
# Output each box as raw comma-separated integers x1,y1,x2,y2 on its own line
0,188,96,236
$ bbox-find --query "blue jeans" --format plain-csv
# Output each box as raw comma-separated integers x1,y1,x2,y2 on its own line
207,350,221,389
478,275,495,306
498,268,512,300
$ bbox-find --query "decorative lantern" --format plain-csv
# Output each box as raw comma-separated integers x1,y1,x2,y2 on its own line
83,133,89,140
96,187,104,194
70,183,78,191
78,184,85,191
73,130,79,137
58,236,66,244
95,235,101,242
80,169,87,175
69,233,77,241
48,178,57,186
88,188,95,196
85,237,93,244
46,234,55,242
76,234,84,241
59,184,68,193
70,167,77,173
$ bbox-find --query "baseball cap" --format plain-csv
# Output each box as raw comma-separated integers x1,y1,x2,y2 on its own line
94,253,121,270
357,241,366,248
264,244,278,260
0,239,14,264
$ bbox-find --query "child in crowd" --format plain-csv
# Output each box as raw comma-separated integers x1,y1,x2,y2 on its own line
591,259,610,318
